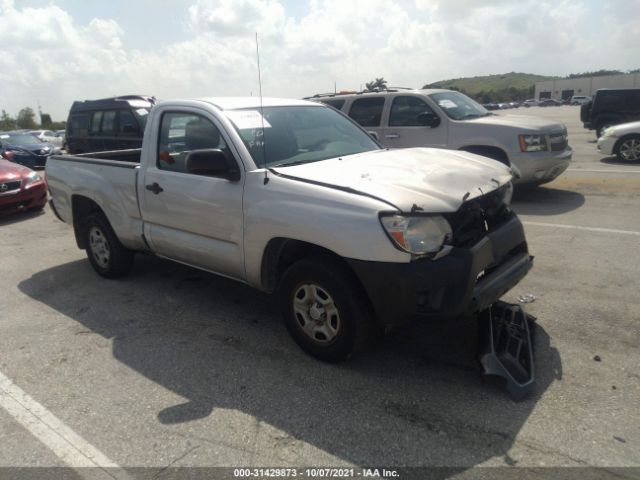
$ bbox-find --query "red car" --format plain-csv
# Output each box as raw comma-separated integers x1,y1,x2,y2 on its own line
0,157,48,215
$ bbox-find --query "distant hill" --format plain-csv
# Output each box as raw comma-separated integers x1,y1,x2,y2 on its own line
424,72,555,94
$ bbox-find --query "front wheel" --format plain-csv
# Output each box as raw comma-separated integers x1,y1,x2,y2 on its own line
616,135,640,162
278,257,375,362
83,212,134,278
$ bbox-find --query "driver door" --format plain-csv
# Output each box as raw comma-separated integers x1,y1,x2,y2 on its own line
139,109,246,280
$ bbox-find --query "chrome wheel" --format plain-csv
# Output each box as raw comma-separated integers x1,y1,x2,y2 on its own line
292,283,341,344
89,226,110,268
618,138,640,161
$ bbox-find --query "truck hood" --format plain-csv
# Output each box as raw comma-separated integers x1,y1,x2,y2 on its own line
469,113,566,133
272,148,512,212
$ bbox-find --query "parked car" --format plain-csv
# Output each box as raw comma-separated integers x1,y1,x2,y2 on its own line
581,88,640,138
65,95,156,154
46,97,533,362
28,129,63,149
0,158,47,215
522,99,539,107
597,120,640,162
538,99,563,107
570,96,591,105
0,132,55,168
306,88,572,185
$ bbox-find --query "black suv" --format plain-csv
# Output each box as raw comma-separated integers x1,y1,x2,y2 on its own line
65,95,156,154
581,89,640,138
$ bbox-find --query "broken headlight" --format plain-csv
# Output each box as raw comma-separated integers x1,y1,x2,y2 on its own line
380,214,452,257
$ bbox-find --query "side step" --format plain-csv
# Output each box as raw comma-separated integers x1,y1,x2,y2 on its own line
478,301,536,400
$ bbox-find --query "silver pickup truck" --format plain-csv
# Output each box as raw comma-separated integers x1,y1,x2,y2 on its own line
47,97,533,362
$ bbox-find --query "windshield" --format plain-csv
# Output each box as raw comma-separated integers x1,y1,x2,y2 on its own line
225,105,380,168
429,91,490,120
0,133,42,145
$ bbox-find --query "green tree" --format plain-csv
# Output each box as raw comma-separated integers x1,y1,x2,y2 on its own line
0,110,16,130
365,77,388,91
16,107,37,129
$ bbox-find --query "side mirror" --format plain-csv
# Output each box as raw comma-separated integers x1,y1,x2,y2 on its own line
416,112,441,128
185,149,241,181
367,131,379,141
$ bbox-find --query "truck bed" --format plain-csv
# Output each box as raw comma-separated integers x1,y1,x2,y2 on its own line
46,150,146,251
66,148,142,164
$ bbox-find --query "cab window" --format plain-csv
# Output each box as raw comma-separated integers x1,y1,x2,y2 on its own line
389,96,436,126
157,112,228,174
348,97,385,127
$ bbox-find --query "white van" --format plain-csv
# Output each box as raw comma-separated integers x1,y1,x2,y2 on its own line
307,89,572,185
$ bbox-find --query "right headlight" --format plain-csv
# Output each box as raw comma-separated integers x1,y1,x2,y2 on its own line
24,171,43,187
380,214,452,257
519,134,548,152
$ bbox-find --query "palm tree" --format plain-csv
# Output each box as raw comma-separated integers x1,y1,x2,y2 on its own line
365,77,388,91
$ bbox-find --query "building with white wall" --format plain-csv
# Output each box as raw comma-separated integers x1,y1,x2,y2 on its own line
534,73,640,101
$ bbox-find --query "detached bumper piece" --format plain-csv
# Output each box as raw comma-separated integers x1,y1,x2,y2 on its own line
478,301,535,400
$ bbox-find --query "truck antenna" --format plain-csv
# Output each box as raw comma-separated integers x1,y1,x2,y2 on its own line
256,32,269,185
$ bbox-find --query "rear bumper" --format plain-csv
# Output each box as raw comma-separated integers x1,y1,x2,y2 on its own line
347,215,532,326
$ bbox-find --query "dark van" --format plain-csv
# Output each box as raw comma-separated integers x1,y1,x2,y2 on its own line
65,95,156,154
581,88,640,138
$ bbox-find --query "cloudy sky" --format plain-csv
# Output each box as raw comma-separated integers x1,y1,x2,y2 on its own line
1,0,638,120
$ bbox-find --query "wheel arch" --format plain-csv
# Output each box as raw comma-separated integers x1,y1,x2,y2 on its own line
260,238,368,298
459,145,510,166
71,195,106,249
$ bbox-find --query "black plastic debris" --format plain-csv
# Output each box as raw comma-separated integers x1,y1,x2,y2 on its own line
478,301,536,400
594,355,602,362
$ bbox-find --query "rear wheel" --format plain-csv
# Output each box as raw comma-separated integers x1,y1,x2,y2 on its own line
83,212,134,278
278,257,375,362
616,135,640,162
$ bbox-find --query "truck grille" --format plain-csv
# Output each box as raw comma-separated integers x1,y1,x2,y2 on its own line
444,185,513,249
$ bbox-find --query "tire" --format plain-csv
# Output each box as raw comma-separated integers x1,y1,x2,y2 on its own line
278,256,375,362
83,212,134,278
616,135,640,162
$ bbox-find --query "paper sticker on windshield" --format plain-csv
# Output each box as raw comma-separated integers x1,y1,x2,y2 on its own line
136,108,149,116
226,110,272,129
438,99,457,109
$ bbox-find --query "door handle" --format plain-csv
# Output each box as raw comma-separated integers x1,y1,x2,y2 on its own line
145,182,164,194
385,133,400,139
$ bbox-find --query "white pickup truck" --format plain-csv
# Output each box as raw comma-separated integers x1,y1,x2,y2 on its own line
47,97,533,362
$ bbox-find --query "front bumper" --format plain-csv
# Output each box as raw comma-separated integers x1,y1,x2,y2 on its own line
0,183,48,215
597,135,616,156
509,147,572,184
347,215,532,326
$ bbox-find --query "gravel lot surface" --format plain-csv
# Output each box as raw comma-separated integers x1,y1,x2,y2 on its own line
1,106,639,478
